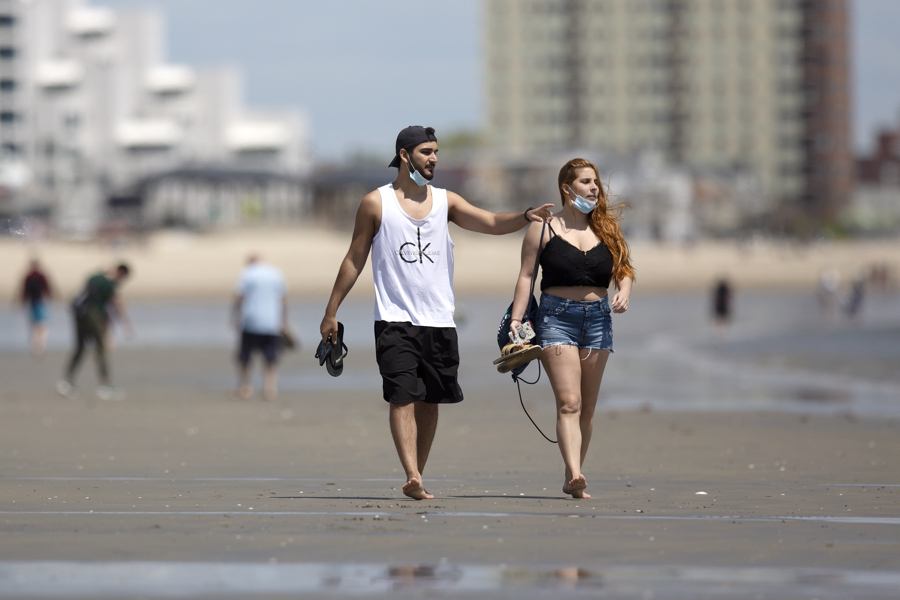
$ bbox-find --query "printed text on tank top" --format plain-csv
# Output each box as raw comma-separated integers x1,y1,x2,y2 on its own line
392,185,441,265
371,184,455,327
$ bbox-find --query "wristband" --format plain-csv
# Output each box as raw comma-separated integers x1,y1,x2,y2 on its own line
523,207,533,222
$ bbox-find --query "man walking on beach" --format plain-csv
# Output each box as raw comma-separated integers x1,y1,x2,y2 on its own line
57,263,133,400
233,254,289,401
319,125,552,499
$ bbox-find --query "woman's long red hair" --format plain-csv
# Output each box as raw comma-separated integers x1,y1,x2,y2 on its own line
557,158,635,284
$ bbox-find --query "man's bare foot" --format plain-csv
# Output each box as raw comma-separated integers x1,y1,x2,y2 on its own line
236,385,252,401
563,474,590,499
402,478,434,500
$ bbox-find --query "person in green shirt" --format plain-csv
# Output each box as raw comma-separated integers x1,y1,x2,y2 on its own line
57,263,133,400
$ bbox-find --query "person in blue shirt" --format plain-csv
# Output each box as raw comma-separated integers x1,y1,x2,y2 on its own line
232,254,290,401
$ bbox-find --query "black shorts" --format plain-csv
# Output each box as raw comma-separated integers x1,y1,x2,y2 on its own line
374,321,464,405
238,331,281,366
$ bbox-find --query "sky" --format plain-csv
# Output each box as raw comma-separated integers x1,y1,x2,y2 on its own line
103,0,900,160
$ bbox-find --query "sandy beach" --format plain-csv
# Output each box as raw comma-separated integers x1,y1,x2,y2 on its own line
1,346,899,598
3,227,900,300
2,285,900,597
3,224,900,597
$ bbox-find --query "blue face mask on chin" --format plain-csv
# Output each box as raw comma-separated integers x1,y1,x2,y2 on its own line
569,188,597,214
407,155,429,187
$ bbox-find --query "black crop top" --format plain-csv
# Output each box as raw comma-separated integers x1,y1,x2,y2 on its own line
539,225,614,291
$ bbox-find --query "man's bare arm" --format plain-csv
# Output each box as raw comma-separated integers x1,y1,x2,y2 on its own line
319,191,381,340
447,191,553,234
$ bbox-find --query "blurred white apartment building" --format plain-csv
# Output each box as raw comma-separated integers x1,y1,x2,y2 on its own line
0,0,310,234
485,0,851,225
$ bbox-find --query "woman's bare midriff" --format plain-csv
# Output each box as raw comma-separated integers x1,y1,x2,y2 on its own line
543,286,608,301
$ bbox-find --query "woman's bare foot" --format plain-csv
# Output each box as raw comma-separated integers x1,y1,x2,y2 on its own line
563,474,590,499
402,478,434,500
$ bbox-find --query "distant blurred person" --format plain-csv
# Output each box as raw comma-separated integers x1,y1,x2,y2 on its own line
19,258,54,356
232,254,289,401
509,157,634,499
711,277,733,330
843,276,866,321
869,262,893,293
57,263,133,400
817,268,840,316
318,125,553,500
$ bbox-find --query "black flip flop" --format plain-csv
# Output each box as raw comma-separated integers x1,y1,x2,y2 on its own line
315,338,331,367
327,322,349,376
315,322,348,377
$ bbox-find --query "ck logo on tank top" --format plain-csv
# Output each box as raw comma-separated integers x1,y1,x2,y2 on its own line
398,227,440,264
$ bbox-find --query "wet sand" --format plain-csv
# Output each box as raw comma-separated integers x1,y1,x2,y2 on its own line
1,346,899,598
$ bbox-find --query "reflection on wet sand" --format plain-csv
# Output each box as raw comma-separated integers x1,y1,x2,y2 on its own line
2,562,898,597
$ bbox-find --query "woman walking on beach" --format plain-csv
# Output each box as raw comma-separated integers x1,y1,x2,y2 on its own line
509,158,634,499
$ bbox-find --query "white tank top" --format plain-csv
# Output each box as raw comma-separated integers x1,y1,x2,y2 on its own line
371,184,455,327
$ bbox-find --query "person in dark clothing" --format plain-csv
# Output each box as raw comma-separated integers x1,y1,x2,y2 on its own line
509,158,635,500
19,259,54,356
711,277,733,330
57,263,133,400
843,276,865,321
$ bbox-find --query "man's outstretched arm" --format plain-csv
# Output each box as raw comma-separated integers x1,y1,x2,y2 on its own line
447,191,553,235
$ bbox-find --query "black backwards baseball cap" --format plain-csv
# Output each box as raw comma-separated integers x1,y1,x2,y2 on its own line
389,125,437,168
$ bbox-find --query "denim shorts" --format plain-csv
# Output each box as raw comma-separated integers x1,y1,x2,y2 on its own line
536,293,614,352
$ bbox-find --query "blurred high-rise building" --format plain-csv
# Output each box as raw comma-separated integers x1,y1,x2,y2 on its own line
0,0,310,234
484,0,851,223
851,113,900,232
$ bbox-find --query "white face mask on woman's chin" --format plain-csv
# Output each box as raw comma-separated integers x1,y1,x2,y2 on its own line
566,187,597,214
